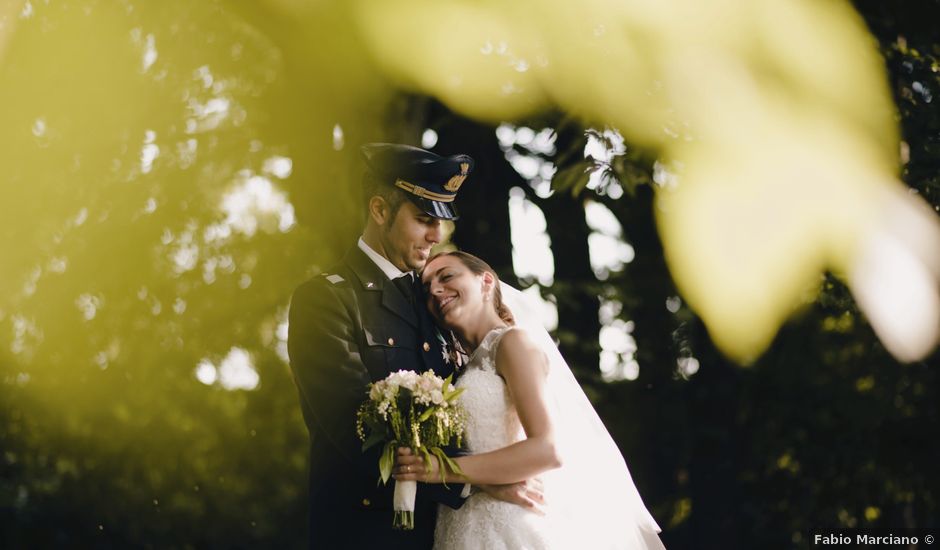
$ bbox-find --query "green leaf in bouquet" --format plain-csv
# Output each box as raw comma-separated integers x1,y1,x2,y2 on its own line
445,387,465,401
417,407,435,423
430,446,462,488
371,415,390,433
378,440,396,485
418,446,433,476
361,429,385,452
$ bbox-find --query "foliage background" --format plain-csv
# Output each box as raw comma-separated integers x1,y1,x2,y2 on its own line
0,1,937,548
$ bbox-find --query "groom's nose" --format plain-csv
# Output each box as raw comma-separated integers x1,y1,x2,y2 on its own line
425,221,442,244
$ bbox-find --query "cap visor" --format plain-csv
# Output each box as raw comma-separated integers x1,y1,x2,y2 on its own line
411,197,459,220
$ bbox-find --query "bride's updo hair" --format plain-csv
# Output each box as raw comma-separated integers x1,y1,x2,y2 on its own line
426,251,515,326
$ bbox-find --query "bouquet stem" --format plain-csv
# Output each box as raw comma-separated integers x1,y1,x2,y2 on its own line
392,480,417,530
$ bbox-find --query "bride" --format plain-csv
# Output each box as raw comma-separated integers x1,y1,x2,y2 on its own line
393,251,665,550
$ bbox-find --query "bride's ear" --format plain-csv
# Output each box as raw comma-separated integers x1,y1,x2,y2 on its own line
480,272,496,299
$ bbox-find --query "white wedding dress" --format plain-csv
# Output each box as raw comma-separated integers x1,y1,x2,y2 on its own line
434,325,665,550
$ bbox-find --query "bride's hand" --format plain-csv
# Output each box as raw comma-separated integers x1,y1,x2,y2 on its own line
392,447,443,483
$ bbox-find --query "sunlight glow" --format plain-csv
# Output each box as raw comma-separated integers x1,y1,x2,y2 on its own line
94,340,121,371
31,118,45,138
75,293,101,321
195,360,217,385
584,200,621,236
523,285,558,332
10,315,41,356
509,154,540,180
143,197,157,214
262,156,293,179
220,172,296,237
48,256,68,274
584,129,624,163
677,357,700,378
195,347,259,390
202,254,236,285
508,187,553,285
585,200,634,280
421,129,438,149
218,348,259,390
186,96,231,134
332,124,344,151
652,161,680,190
142,33,158,72
170,224,200,274
599,323,637,354
22,266,40,297
598,299,639,382
600,319,640,382
497,123,556,198
195,65,213,89
275,310,290,364
584,129,626,196
140,130,159,174
177,139,198,169
74,208,88,227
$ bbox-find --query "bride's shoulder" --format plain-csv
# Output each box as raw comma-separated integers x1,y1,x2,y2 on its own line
494,326,534,347
493,327,550,375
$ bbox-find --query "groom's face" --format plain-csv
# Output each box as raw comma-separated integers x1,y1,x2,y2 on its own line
381,201,444,271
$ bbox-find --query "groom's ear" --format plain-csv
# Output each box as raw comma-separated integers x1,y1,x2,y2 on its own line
368,196,391,226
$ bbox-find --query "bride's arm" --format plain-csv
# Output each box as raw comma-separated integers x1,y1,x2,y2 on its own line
394,329,562,485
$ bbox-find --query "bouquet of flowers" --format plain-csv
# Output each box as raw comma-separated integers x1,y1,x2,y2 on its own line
356,369,467,530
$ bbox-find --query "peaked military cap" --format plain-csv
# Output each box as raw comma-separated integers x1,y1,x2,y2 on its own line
360,143,473,220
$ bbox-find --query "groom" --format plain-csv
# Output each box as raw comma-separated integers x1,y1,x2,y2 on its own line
288,143,542,549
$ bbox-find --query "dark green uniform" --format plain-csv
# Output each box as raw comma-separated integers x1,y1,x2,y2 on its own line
288,245,464,549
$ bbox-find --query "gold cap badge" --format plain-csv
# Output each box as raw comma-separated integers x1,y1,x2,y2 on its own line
443,162,470,192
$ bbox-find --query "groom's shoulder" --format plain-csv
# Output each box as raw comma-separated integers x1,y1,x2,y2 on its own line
296,266,352,295
288,273,356,334
292,259,356,303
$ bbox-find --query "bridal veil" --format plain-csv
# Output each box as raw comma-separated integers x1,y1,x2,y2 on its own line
500,283,666,550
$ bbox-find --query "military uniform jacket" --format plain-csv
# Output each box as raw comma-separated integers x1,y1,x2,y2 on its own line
288,245,464,549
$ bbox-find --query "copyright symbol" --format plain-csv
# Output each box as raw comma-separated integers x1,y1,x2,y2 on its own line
926,534,935,544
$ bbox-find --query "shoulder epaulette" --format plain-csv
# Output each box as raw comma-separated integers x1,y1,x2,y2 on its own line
323,274,345,285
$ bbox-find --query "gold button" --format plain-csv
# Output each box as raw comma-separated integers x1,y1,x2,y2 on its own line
423,342,430,352
362,498,371,506
387,337,395,346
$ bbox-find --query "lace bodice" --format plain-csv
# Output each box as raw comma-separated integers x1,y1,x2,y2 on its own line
434,326,563,549
454,326,525,454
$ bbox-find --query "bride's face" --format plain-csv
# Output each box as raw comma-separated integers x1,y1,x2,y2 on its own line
421,255,490,331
